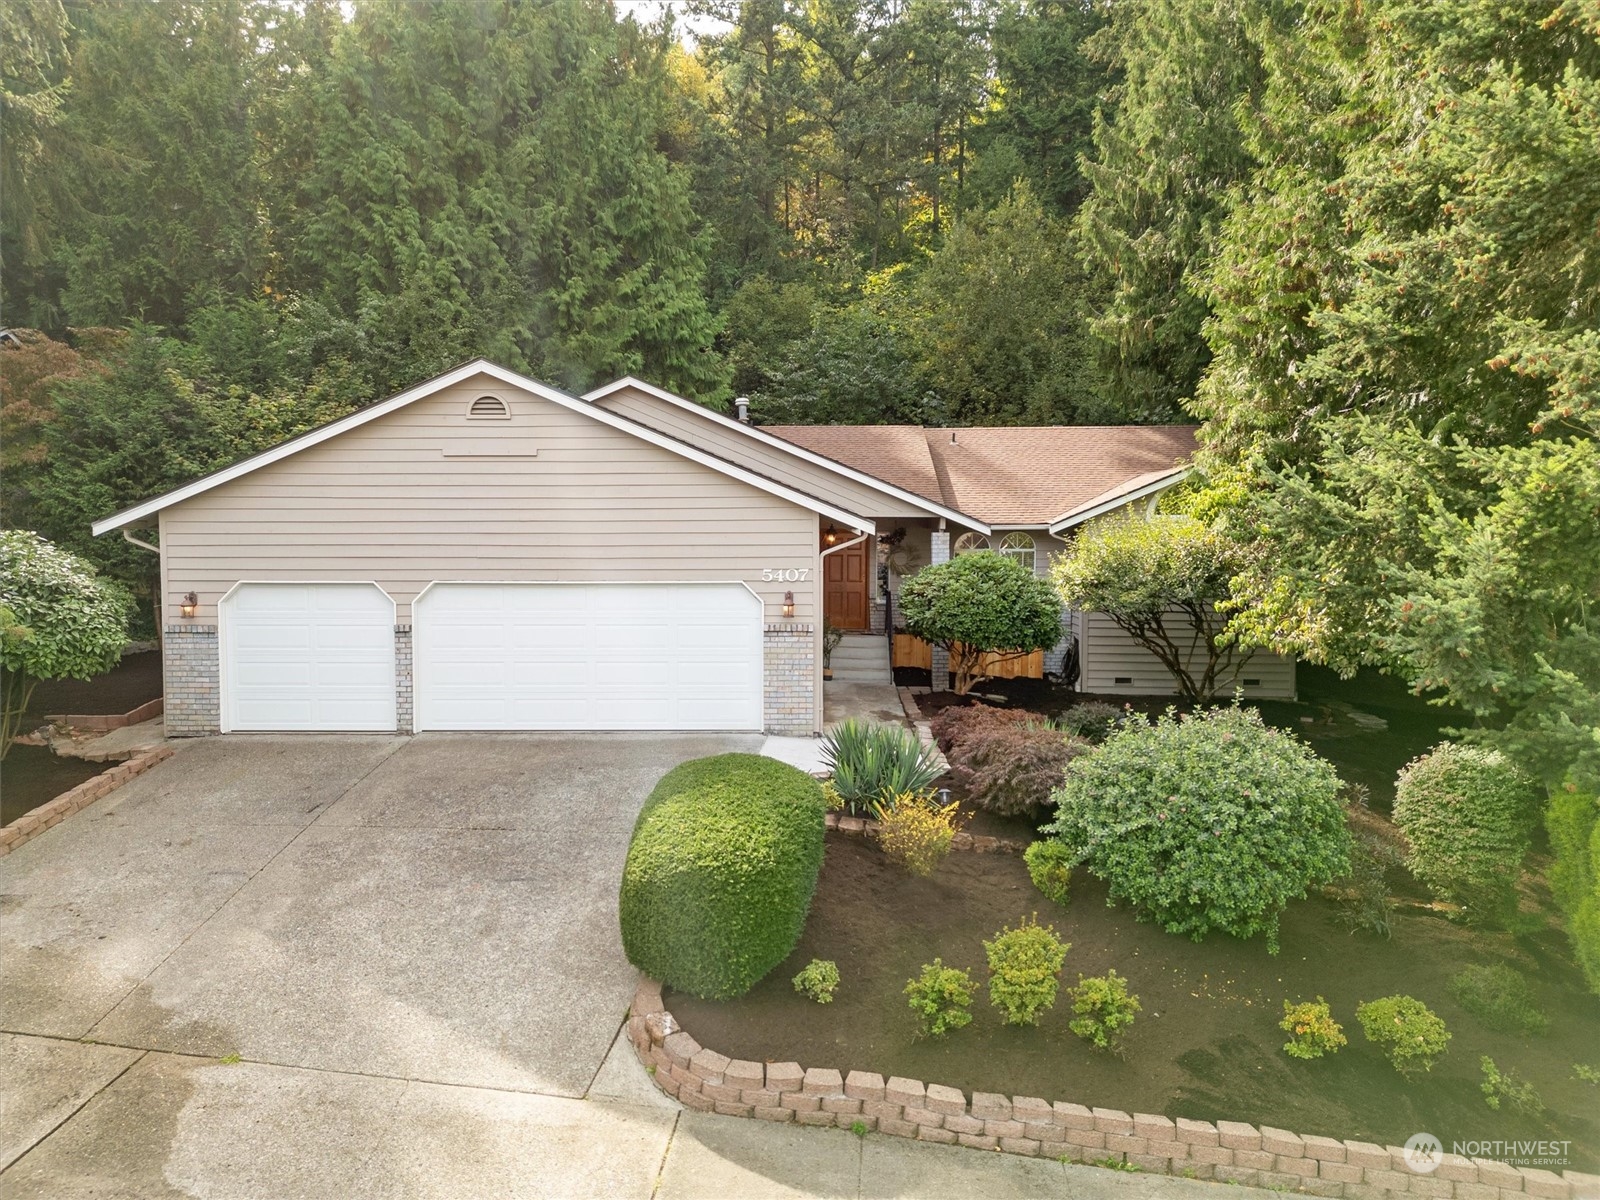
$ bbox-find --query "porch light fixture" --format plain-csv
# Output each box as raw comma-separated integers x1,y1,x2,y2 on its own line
782,590,795,618
823,524,839,546
179,591,199,619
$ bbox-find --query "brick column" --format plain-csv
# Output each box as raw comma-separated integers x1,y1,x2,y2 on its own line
164,624,220,735
395,625,413,734
764,623,815,735
929,531,951,690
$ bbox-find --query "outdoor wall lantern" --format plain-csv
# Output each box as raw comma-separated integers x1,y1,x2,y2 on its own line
823,524,839,546
179,591,199,619
782,590,795,618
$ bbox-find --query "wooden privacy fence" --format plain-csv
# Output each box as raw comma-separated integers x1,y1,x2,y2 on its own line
891,634,1045,680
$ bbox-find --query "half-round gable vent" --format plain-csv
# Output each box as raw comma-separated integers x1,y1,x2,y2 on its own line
468,395,510,419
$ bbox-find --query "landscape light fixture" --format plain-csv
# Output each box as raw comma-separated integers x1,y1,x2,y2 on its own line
823,524,839,546
782,590,795,618
179,591,199,619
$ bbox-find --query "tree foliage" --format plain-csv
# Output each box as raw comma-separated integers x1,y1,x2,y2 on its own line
899,551,1063,694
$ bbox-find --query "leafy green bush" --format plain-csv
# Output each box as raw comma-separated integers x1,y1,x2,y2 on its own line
899,552,1063,695
619,754,826,1000
821,719,944,815
1068,970,1141,1051
905,959,976,1038
876,790,958,876
1546,782,1600,996
1480,1057,1544,1115
1055,702,1129,743
928,703,1038,754
1338,827,1403,939
1279,998,1346,1059
984,916,1068,1026
1448,964,1549,1036
951,723,1089,815
1024,839,1073,905
1393,743,1538,926
1357,995,1451,1077
793,959,840,1003
1043,706,1348,952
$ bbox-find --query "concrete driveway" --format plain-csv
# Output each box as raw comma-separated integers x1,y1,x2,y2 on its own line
1,735,1271,1200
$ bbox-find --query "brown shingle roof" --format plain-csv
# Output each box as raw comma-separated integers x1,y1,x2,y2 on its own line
763,424,1199,526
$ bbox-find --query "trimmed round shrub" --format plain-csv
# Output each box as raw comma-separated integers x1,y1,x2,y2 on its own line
1024,839,1073,905
905,958,976,1038
619,754,826,1000
951,723,1090,815
1044,706,1348,953
1357,995,1451,1077
984,916,1068,1026
1279,997,1346,1060
1394,743,1538,925
1068,969,1141,1052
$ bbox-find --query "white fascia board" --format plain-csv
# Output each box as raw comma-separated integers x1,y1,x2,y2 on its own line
1046,467,1193,535
93,360,875,536
584,375,990,534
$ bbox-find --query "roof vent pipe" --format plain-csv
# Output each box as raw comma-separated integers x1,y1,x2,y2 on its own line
950,430,957,444
735,397,750,424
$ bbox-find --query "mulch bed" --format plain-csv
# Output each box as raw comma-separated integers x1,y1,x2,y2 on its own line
669,833,1600,1169
20,650,163,719
2,744,109,825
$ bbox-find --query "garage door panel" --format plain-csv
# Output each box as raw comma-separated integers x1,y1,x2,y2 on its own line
414,583,763,731
223,583,395,732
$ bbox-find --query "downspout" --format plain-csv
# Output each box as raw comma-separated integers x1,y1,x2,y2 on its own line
122,529,164,650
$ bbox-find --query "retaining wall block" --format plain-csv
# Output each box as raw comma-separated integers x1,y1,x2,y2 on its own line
987,1119,1028,1141
878,1118,918,1139
972,1092,1012,1122
1235,1149,1278,1172
924,1084,965,1115
821,1096,861,1115
1000,1138,1041,1158
902,1106,944,1129
725,1059,764,1090
662,1032,700,1069
689,1048,730,1083
917,1127,957,1145
1437,1156,1480,1183
1347,1143,1393,1173
861,1099,902,1122
780,1092,820,1113
795,1111,835,1127
802,1067,843,1097
1130,1154,1174,1174
1565,1173,1600,1200
1218,1121,1263,1152
1092,1107,1134,1135
1188,1142,1235,1168
1013,1096,1052,1125
1521,1170,1572,1200
714,1101,753,1119
1054,1102,1095,1131
1262,1126,1305,1158
943,1114,984,1136
1134,1114,1176,1141
885,1077,925,1107
1304,1135,1347,1163
753,1106,793,1123
766,1062,803,1093
843,1070,884,1102
958,1133,999,1151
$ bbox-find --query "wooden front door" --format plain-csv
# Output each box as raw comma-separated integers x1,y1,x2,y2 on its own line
822,537,871,630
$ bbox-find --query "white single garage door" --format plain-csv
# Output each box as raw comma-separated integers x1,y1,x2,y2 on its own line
221,583,396,732
413,583,763,731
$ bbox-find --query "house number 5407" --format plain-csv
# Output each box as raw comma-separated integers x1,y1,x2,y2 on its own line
761,568,810,582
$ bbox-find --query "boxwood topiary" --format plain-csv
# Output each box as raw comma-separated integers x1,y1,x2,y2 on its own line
619,753,826,1000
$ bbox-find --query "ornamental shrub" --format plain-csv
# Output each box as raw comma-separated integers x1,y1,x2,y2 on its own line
1357,995,1451,1077
1068,970,1141,1052
899,553,1063,695
1480,1057,1544,1115
1279,998,1346,1059
793,959,840,1003
619,754,826,1000
1043,706,1348,952
951,724,1090,816
984,916,1068,1026
905,958,976,1038
929,703,1037,754
1055,702,1129,744
875,790,958,877
1448,964,1549,1036
821,718,944,815
1394,743,1538,926
1024,839,1073,906
1546,782,1600,996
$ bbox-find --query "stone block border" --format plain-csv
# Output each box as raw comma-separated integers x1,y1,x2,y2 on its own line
0,746,174,857
44,695,164,733
627,976,1598,1200
824,809,1027,855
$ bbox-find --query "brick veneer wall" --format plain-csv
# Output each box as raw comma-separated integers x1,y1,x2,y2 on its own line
928,531,951,687
764,623,815,735
395,625,413,734
628,978,1598,1200
164,625,220,735
0,747,174,856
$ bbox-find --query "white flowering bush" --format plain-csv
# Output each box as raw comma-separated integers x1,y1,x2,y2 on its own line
1042,706,1348,952
0,530,132,755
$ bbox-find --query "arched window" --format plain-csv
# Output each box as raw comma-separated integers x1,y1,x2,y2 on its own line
952,532,989,556
999,532,1037,573
467,395,511,419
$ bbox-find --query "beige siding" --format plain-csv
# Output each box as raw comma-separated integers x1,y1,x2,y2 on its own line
1080,611,1296,699
595,385,932,521
159,373,821,626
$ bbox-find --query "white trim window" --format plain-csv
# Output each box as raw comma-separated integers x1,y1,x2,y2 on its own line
953,532,990,556
999,531,1037,573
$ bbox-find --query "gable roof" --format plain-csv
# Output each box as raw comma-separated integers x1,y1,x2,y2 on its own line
583,377,988,533
1047,466,1193,533
91,361,877,536
764,424,1199,527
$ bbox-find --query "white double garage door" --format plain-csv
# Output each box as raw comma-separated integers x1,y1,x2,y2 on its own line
220,582,764,733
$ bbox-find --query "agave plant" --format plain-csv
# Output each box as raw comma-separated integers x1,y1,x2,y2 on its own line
820,718,944,816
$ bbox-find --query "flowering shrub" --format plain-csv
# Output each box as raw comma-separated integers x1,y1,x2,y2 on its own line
793,958,840,1003
1024,839,1073,905
1357,995,1451,1076
875,791,958,877
1279,998,1346,1059
1068,970,1141,1052
951,724,1089,815
928,703,1038,754
1043,706,1348,953
905,958,975,1038
984,916,1068,1026
1394,743,1538,926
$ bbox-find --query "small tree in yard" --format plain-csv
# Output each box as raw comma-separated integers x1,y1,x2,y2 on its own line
0,531,132,758
1052,513,1238,701
899,552,1062,695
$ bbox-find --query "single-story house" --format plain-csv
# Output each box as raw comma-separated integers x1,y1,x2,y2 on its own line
91,361,1293,738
